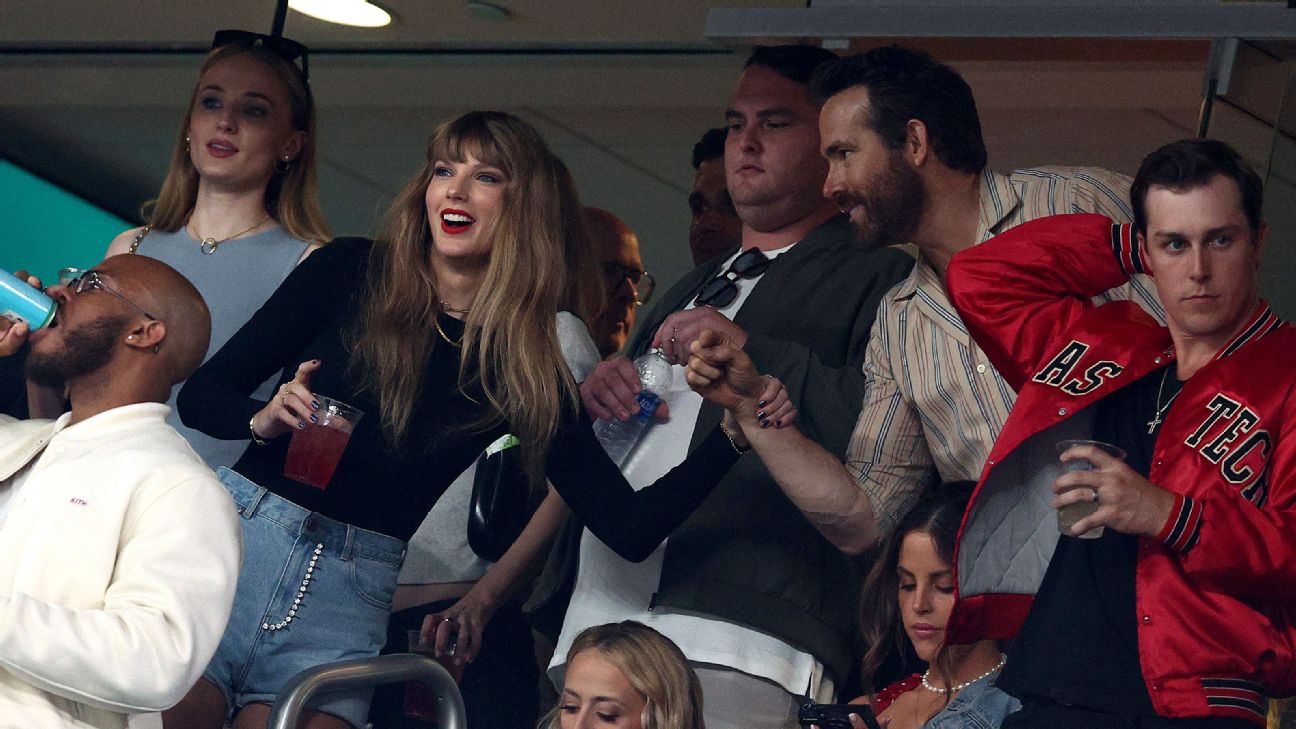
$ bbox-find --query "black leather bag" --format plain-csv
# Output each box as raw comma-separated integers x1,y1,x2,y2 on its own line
467,435,538,561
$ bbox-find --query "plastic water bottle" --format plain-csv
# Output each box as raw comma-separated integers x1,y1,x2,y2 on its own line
593,348,673,466
0,269,56,330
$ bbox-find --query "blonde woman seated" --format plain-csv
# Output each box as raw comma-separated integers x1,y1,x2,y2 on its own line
548,621,704,729
842,485,1018,729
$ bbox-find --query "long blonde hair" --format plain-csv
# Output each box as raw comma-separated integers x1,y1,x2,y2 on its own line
146,42,330,243
349,111,584,482
544,621,706,729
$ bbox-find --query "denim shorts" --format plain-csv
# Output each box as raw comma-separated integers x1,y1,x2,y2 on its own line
204,468,406,728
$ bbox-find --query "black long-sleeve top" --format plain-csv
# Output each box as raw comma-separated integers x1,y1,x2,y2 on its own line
177,238,738,559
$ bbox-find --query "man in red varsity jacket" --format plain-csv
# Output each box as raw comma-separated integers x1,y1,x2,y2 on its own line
944,139,1295,729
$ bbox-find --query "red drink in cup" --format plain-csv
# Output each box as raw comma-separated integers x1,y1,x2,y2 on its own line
404,629,464,723
283,397,363,489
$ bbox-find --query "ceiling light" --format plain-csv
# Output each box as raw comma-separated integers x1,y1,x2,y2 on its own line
289,0,392,28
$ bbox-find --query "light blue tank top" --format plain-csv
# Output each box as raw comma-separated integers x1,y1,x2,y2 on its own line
136,225,310,469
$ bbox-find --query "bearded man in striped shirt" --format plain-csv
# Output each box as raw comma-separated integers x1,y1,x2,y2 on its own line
685,45,1162,553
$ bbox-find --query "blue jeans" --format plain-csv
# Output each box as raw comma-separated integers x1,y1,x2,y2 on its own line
203,468,405,728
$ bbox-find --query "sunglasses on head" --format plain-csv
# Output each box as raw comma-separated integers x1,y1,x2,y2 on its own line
693,248,771,308
211,29,310,83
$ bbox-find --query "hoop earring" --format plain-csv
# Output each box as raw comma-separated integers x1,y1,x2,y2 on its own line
274,156,291,174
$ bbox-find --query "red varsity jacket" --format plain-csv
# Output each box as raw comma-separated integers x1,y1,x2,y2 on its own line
944,212,1296,724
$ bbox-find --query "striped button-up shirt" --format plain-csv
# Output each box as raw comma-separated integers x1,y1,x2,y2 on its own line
848,167,1165,535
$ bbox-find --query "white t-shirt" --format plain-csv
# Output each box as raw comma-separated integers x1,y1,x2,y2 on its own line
551,245,833,701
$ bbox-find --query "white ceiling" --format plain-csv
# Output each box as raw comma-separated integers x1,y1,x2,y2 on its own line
0,1,1210,289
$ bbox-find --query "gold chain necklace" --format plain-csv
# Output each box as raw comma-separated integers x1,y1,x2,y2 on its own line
434,315,463,347
191,214,271,255
439,300,471,314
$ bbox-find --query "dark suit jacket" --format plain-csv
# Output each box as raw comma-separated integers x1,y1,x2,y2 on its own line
529,215,913,682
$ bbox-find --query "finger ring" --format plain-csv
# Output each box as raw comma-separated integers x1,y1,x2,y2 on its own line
1091,488,1100,504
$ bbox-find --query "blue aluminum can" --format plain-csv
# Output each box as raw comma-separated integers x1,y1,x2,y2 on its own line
0,269,56,330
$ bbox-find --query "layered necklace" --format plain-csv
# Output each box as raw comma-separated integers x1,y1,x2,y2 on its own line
191,214,271,255
921,654,1006,694
435,303,469,348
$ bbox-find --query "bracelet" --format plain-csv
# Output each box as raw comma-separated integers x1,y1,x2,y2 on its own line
719,419,751,455
249,416,270,446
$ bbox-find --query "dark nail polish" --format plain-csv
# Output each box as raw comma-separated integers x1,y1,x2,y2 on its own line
760,419,771,429
296,420,306,429
758,399,768,408
311,400,320,410
757,411,767,419
309,414,318,423
775,420,783,429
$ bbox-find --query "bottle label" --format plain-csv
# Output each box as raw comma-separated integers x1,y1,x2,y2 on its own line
634,391,660,423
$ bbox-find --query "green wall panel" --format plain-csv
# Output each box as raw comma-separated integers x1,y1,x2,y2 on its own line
0,160,130,285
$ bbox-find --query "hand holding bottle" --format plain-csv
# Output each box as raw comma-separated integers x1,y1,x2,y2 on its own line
592,349,673,466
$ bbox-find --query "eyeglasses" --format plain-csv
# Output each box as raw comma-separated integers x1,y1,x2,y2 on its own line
693,248,771,308
212,29,310,83
602,263,656,306
66,271,160,322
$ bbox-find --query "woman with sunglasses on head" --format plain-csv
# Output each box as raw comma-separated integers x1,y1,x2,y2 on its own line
173,111,793,729
104,29,329,470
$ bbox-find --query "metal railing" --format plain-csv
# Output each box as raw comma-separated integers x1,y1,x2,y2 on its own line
267,653,466,729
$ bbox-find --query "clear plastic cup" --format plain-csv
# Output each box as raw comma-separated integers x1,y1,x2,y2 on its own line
283,396,363,489
1056,439,1126,539
404,628,464,722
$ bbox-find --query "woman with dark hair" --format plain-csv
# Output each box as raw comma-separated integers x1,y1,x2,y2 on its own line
105,29,329,468
849,484,1018,729
172,110,791,729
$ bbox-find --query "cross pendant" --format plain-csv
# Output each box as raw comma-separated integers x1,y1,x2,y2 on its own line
1147,414,1162,434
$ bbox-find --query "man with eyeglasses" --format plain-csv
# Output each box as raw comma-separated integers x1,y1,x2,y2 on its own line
0,255,241,729
533,45,912,727
585,207,652,358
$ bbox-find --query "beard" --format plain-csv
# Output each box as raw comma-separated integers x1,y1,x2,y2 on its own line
25,314,128,389
839,151,926,250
